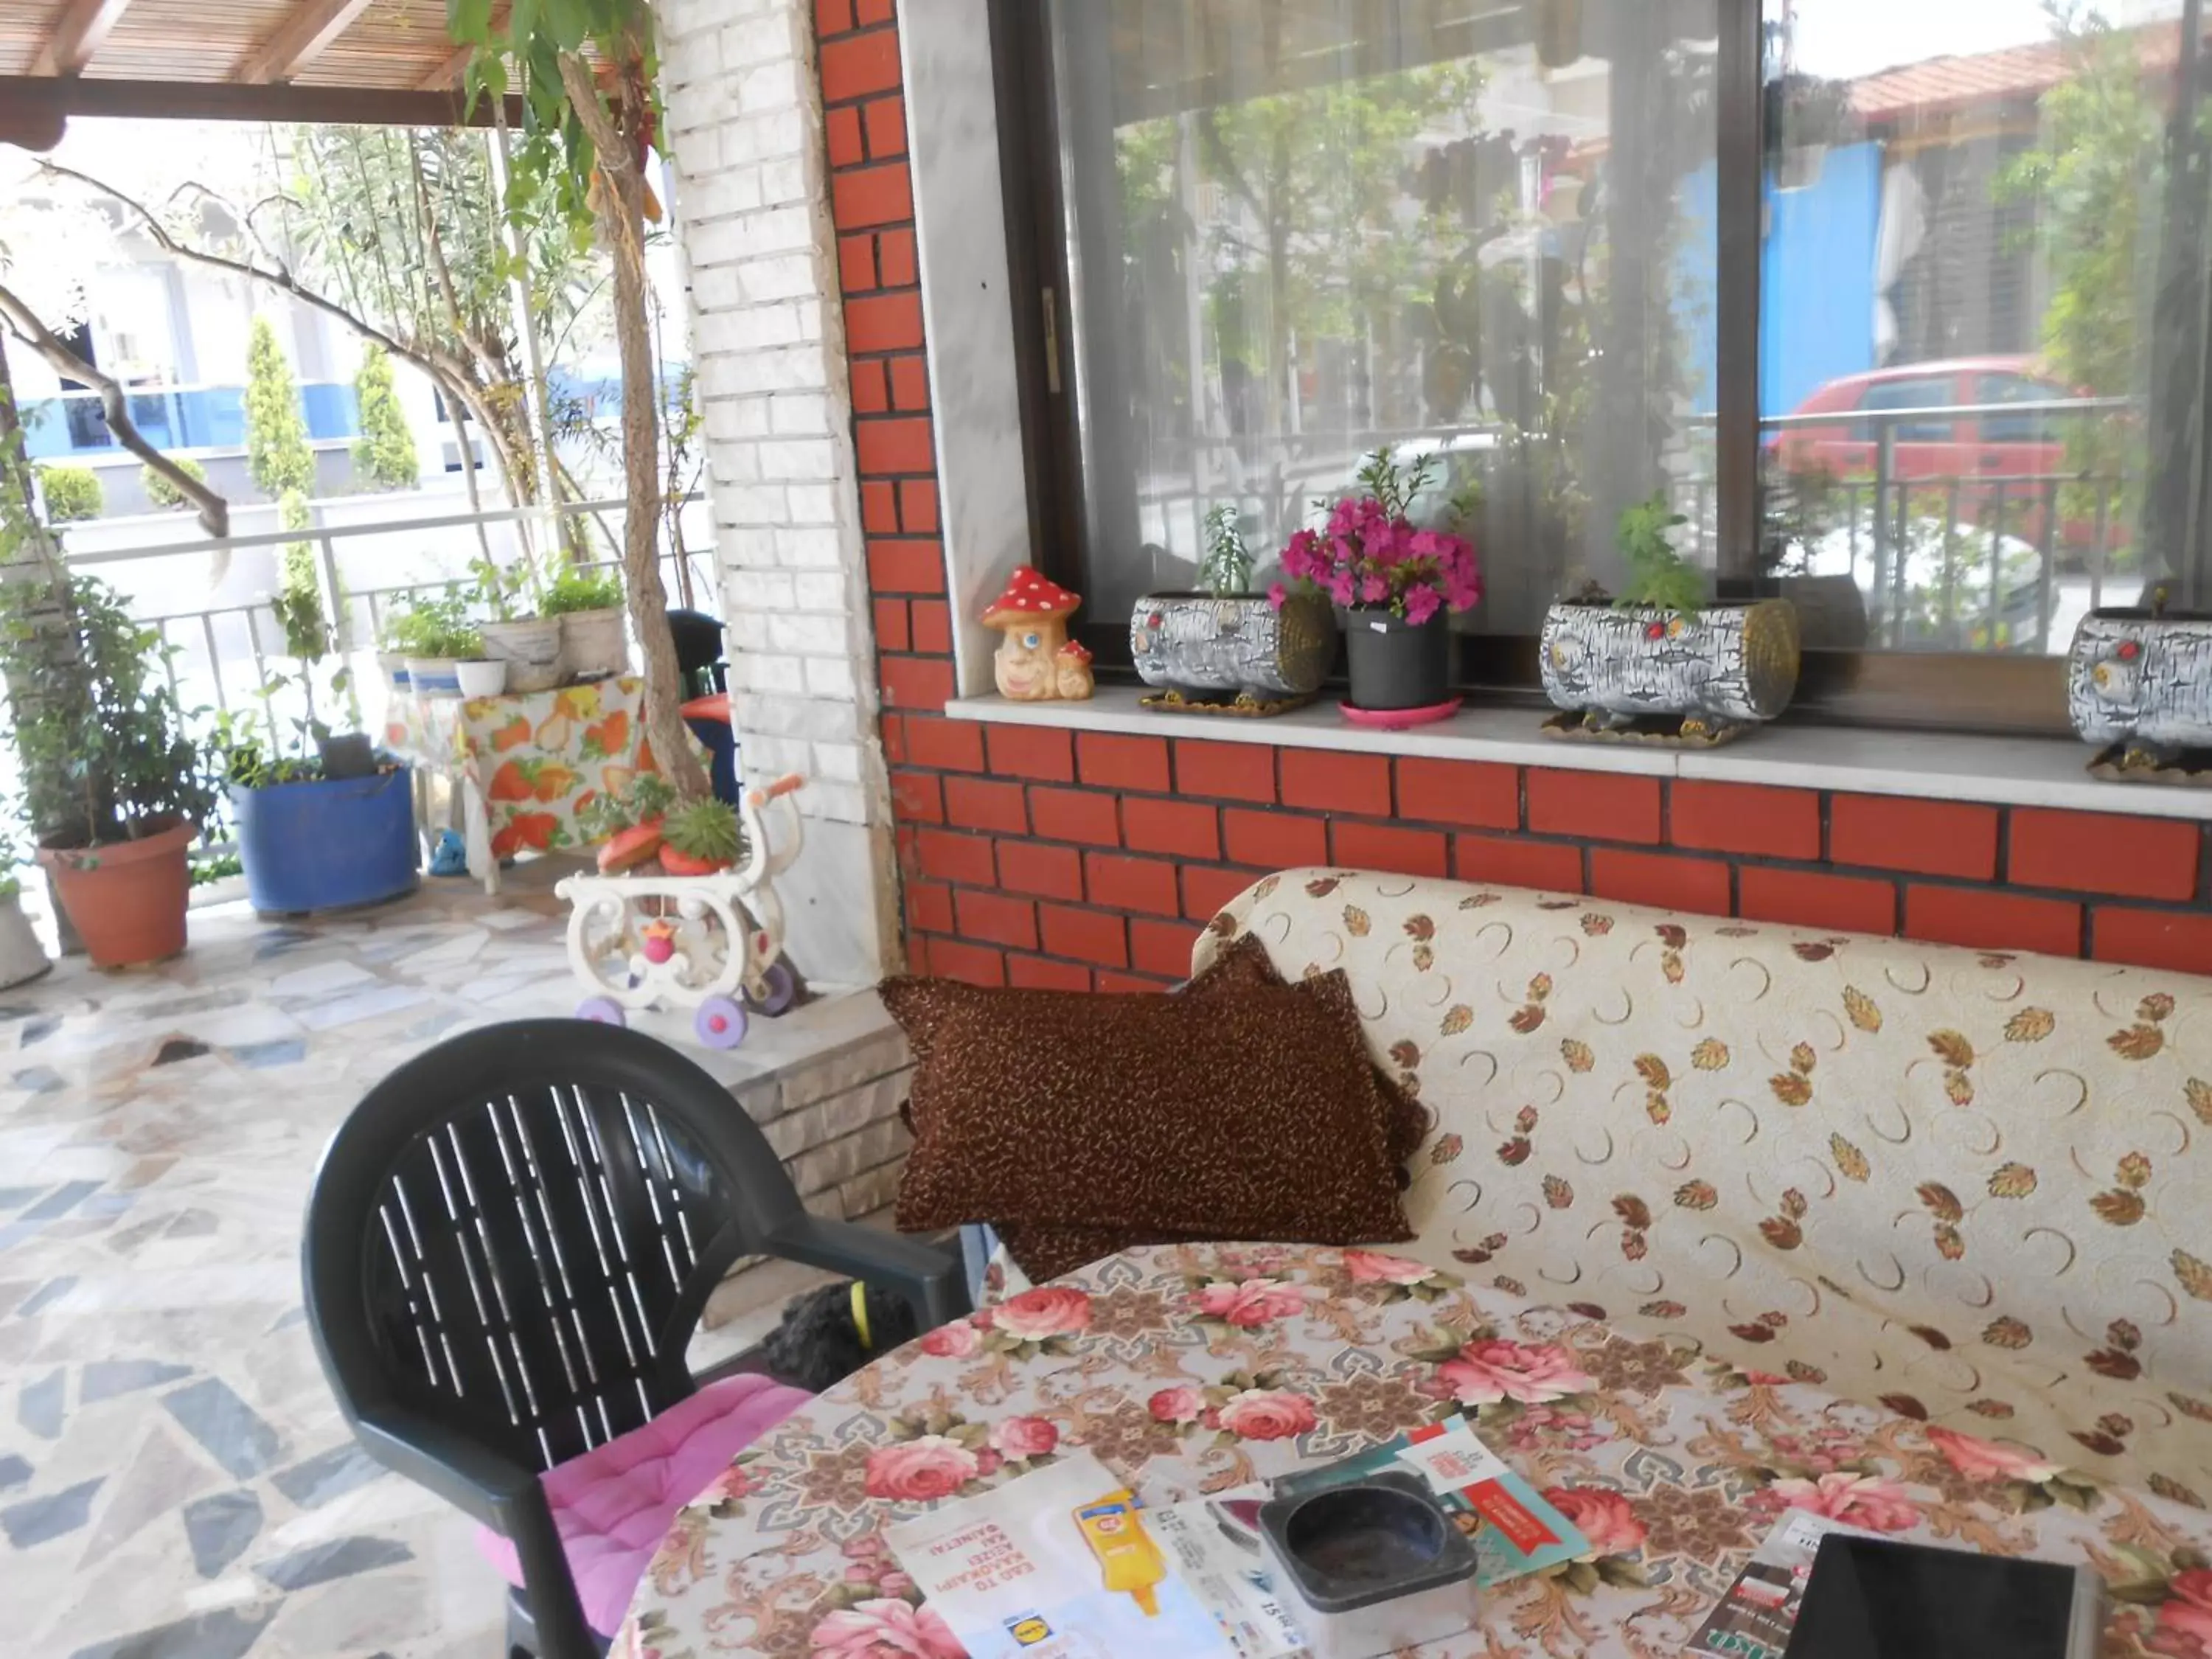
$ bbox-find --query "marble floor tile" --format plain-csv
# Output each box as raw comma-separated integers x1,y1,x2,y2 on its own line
0,863,861,1659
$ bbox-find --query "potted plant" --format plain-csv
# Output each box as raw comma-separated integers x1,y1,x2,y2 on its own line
1271,447,1483,716
0,813,50,990
386,591,493,698
658,797,742,877
1539,493,1801,745
586,773,678,872
215,688,418,917
0,571,218,968
543,568,629,682
473,555,564,693
2067,585,2212,773
1130,504,1335,714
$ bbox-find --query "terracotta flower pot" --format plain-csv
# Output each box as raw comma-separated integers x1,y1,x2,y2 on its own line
658,845,734,878
38,816,195,969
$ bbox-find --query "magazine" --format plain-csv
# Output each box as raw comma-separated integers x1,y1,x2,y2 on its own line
886,1451,1245,1659
1272,1413,1593,1588
1687,1511,1882,1659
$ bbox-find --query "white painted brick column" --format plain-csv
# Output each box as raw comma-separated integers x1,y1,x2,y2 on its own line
659,0,899,990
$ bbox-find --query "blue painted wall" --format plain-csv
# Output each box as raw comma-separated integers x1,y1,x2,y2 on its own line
21,383,358,460
1677,140,1884,420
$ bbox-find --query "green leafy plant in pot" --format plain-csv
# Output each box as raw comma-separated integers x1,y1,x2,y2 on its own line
1129,506,1338,714
473,553,564,693
543,567,629,683
0,572,219,967
1272,447,1484,715
1537,493,1801,745
384,588,494,698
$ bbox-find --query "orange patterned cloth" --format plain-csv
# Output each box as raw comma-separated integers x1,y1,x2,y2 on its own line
386,676,660,859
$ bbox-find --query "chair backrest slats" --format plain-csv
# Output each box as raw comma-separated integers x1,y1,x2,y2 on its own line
308,1023,810,1473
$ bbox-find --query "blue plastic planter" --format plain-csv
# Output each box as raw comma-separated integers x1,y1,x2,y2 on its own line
232,764,419,916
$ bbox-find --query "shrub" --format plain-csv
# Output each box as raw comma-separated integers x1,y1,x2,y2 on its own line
244,316,315,501
351,342,419,491
142,456,209,511
36,465,102,523
542,568,625,615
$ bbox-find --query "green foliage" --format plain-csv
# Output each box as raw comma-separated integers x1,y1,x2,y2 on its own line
1613,493,1704,613
142,456,208,510
351,342,420,491
36,464,102,523
274,488,330,666
0,571,218,849
1994,4,2157,525
244,317,315,502
1351,445,1437,521
541,567,623,615
1199,505,1254,597
383,588,481,658
576,771,675,843
663,797,742,865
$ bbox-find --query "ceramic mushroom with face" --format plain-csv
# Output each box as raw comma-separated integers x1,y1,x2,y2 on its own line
982,567,1091,701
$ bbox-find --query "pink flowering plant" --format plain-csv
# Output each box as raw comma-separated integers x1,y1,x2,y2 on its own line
1269,447,1481,627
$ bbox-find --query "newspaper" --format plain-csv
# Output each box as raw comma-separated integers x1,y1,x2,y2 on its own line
1687,1511,1882,1659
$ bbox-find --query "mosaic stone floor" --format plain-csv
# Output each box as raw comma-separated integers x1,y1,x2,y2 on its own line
0,863,847,1659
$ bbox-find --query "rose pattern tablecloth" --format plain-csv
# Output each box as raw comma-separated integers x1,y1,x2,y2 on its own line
614,1243,2212,1659
386,675,658,857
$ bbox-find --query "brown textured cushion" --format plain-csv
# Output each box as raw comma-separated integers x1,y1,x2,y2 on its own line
886,970,1412,1247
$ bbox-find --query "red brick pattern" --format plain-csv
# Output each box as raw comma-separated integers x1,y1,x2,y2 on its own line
818,9,2212,991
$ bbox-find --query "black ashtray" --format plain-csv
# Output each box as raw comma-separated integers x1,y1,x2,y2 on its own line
1258,1471,1480,1658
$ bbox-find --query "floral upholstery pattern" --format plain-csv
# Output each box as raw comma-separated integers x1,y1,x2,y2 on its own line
614,1244,2212,1659
386,676,658,857
1188,870,2212,1503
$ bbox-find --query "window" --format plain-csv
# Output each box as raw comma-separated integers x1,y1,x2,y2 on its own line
1759,0,2193,666
1006,0,2212,725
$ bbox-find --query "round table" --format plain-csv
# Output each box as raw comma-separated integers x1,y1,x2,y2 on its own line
616,1243,2212,1659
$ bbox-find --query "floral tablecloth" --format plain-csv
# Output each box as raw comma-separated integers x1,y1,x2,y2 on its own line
615,1243,2212,1659
386,675,658,860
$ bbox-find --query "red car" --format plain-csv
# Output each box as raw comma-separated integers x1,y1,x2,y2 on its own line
1765,355,2123,551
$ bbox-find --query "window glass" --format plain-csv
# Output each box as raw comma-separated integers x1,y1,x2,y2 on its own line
1045,0,1721,641
1760,0,2197,655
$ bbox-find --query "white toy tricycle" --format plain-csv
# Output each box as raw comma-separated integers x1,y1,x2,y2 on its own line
555,773,806,1049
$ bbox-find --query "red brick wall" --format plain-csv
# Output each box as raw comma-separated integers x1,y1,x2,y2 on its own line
818,4,2212,989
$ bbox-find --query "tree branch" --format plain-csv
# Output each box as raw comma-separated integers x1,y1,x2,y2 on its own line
0,279,230,538
39,158,429,383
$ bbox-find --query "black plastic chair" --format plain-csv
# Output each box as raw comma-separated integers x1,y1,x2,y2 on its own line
666,608,727,700
300,1020,966,1659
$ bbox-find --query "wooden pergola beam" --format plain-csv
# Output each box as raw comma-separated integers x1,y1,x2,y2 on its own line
0,74,524,129
234,0,378,85
29,0,136,77
417,40,473,90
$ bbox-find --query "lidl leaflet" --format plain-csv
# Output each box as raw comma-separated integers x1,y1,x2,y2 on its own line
1144,1489,1306,1659
886,1453,1239,1659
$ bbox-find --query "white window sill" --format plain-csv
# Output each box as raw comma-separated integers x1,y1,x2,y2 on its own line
945,686,2212,821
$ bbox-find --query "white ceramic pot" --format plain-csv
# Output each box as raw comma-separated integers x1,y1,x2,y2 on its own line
405,657,464,698
456,658,509,699
481,617,564,693
560,607,630,681
0,894,49,990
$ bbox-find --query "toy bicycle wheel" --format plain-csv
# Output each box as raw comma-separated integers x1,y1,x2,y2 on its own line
577,997,627,1027
695,995,748,1050
751,961,797,1015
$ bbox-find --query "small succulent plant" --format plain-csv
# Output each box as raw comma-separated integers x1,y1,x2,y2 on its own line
661,798,743,873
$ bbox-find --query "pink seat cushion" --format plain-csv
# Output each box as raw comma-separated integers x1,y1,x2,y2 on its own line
474,1371,812,1635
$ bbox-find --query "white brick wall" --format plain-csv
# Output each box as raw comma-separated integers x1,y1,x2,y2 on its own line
661,0,900,988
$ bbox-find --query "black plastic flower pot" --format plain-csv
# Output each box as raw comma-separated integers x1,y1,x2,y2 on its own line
1344,610,1451,711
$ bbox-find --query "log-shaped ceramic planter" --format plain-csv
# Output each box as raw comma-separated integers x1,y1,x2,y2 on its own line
1130,591,1334,712
1540,599,1800,742
2068,608,2212,771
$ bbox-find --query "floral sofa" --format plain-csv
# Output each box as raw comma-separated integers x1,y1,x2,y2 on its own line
1091,869,2209,1503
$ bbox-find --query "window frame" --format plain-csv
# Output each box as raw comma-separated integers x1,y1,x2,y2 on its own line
987,0,2212,737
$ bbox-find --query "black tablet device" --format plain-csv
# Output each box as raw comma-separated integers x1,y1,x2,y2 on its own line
1784,1534,2101,1659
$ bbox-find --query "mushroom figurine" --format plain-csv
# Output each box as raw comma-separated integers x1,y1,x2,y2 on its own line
981,566,1091,701
1054,639,1095,700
